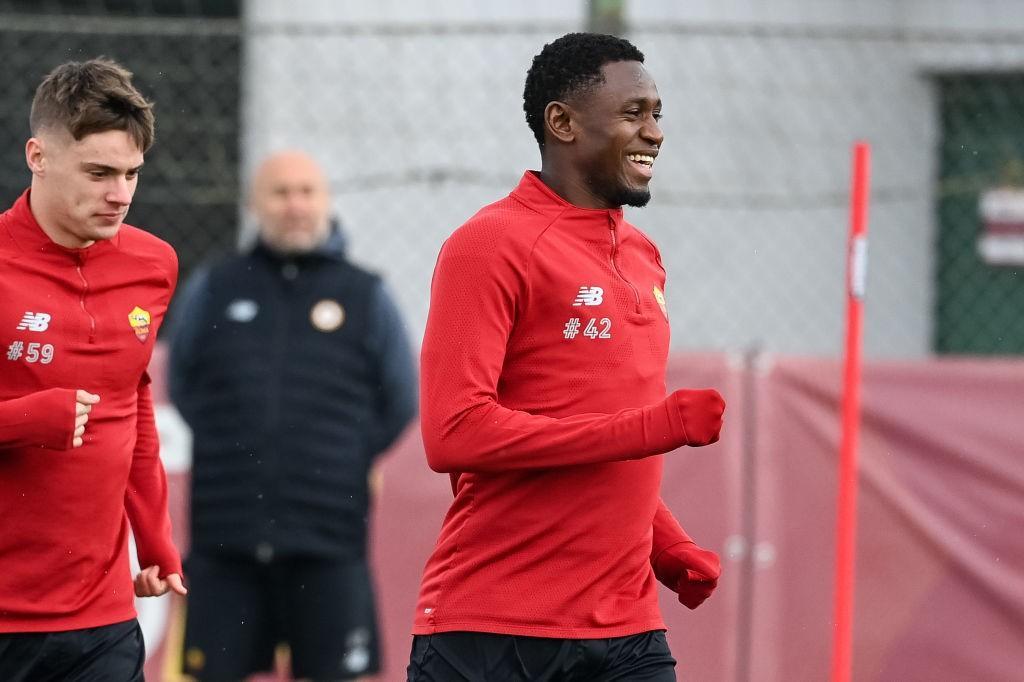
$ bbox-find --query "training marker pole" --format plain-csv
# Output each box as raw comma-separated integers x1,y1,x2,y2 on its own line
831,141,870,682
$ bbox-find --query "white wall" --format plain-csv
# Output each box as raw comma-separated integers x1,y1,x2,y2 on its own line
241,0,1024,357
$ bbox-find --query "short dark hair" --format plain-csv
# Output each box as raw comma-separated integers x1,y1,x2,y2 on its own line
523,32,644,148
30,58,155,152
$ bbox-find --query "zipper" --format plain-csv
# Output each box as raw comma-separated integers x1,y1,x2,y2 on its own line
75,255,97,344
609,219,641,313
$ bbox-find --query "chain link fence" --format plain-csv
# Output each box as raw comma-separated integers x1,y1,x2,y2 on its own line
936,74,1024,354
2,2,1022,357
0,4,241,279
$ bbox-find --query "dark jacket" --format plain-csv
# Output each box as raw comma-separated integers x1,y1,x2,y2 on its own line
168,226,417,561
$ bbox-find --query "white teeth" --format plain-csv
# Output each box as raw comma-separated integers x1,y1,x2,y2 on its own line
628,154,655,165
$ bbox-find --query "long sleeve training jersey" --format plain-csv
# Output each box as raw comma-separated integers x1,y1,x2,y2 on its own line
413,171,694,639
0,190,181,632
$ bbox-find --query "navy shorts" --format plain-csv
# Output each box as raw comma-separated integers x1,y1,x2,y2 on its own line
0,618,144,682
407,629,677,681
182,552,380,680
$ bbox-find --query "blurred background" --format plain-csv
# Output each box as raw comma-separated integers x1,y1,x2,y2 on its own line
1,1,1021,680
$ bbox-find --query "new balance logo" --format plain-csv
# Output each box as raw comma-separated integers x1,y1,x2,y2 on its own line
572,286,604,306
16,312,51,332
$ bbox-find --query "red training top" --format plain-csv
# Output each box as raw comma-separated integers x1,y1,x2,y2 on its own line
0,190,181,633
414,171,695,639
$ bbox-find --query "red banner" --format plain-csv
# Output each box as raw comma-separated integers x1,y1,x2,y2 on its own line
145,350,1024,681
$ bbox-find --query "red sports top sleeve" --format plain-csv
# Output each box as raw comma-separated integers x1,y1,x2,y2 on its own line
124,376,182,578
651,497,694,562
420,227,690,474
0,388,77,450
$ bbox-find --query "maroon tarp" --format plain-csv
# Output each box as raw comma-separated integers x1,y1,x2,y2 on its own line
145,351,1024,681
751,356,1024,682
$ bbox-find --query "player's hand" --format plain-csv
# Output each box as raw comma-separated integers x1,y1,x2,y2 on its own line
73,390,100,448
134,565,188,597
653,540,721,609
670,389,725,447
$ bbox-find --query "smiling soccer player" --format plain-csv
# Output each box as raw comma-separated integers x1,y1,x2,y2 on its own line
407,33,726,682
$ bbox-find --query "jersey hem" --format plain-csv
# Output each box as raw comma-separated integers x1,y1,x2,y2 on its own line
0,607,138,634
412,618,667,640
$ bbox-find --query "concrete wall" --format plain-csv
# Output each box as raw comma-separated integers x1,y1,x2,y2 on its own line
241,0,1024,357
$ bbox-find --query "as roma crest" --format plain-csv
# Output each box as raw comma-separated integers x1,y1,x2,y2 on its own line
652,286,668,320
128,306,152,343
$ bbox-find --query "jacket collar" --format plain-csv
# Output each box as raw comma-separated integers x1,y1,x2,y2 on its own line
4,189,118,261
252,218,349,264
511,171,627,230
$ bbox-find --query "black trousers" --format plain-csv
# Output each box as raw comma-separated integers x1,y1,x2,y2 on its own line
182,552,380,681
0,618,144,682
407,630,676,681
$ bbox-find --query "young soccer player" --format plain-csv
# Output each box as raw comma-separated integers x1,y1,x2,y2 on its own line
407,33,726,681
0,58,185,680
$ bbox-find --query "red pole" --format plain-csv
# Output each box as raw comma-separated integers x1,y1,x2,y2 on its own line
831,141,870,682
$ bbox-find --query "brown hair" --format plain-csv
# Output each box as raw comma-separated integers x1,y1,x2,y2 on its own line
30,58,155,152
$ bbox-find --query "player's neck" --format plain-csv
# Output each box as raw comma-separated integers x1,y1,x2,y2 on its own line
538,161,611,210
28,182,95,249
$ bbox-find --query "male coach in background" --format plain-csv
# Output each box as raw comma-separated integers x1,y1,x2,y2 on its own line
169,150,417,681
408,33,725,681
0,58,185,680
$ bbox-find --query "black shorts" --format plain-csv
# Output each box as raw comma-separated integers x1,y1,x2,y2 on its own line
182,552,380,680
0,618,144,682
406,629,676,682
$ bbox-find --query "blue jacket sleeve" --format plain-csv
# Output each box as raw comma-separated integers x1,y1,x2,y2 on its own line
166,265,212,426
366,279,418,457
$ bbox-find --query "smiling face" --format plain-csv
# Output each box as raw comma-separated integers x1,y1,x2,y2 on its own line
569,60,663,208
26,127,144,249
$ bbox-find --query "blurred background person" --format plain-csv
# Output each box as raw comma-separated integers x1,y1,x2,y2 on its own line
167,150,417,681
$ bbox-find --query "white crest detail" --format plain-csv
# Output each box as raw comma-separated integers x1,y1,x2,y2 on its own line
226,299,259,322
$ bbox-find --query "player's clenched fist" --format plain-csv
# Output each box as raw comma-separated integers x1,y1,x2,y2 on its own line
668,388,725,446
653,540,722,609
73,390,100,448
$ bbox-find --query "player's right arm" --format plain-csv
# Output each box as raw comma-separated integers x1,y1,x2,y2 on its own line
420,224,724,474
0,387,98,449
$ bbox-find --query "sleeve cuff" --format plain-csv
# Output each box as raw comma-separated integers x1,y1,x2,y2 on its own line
0,387,77,450
641,394,691,455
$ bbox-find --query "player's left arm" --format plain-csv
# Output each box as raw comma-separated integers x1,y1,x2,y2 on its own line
651,498,720,609
125,374,186,597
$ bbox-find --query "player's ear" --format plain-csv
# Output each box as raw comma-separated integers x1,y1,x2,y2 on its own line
25,138,46,176
544,101,575,144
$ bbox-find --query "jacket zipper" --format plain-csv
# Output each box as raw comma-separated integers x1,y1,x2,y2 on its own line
609,220,641,313
75,255,97,344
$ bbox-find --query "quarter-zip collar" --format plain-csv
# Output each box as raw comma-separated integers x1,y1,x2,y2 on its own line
511,171,630,235
512,171,642,312
4,190,113,343
250,218,350,266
